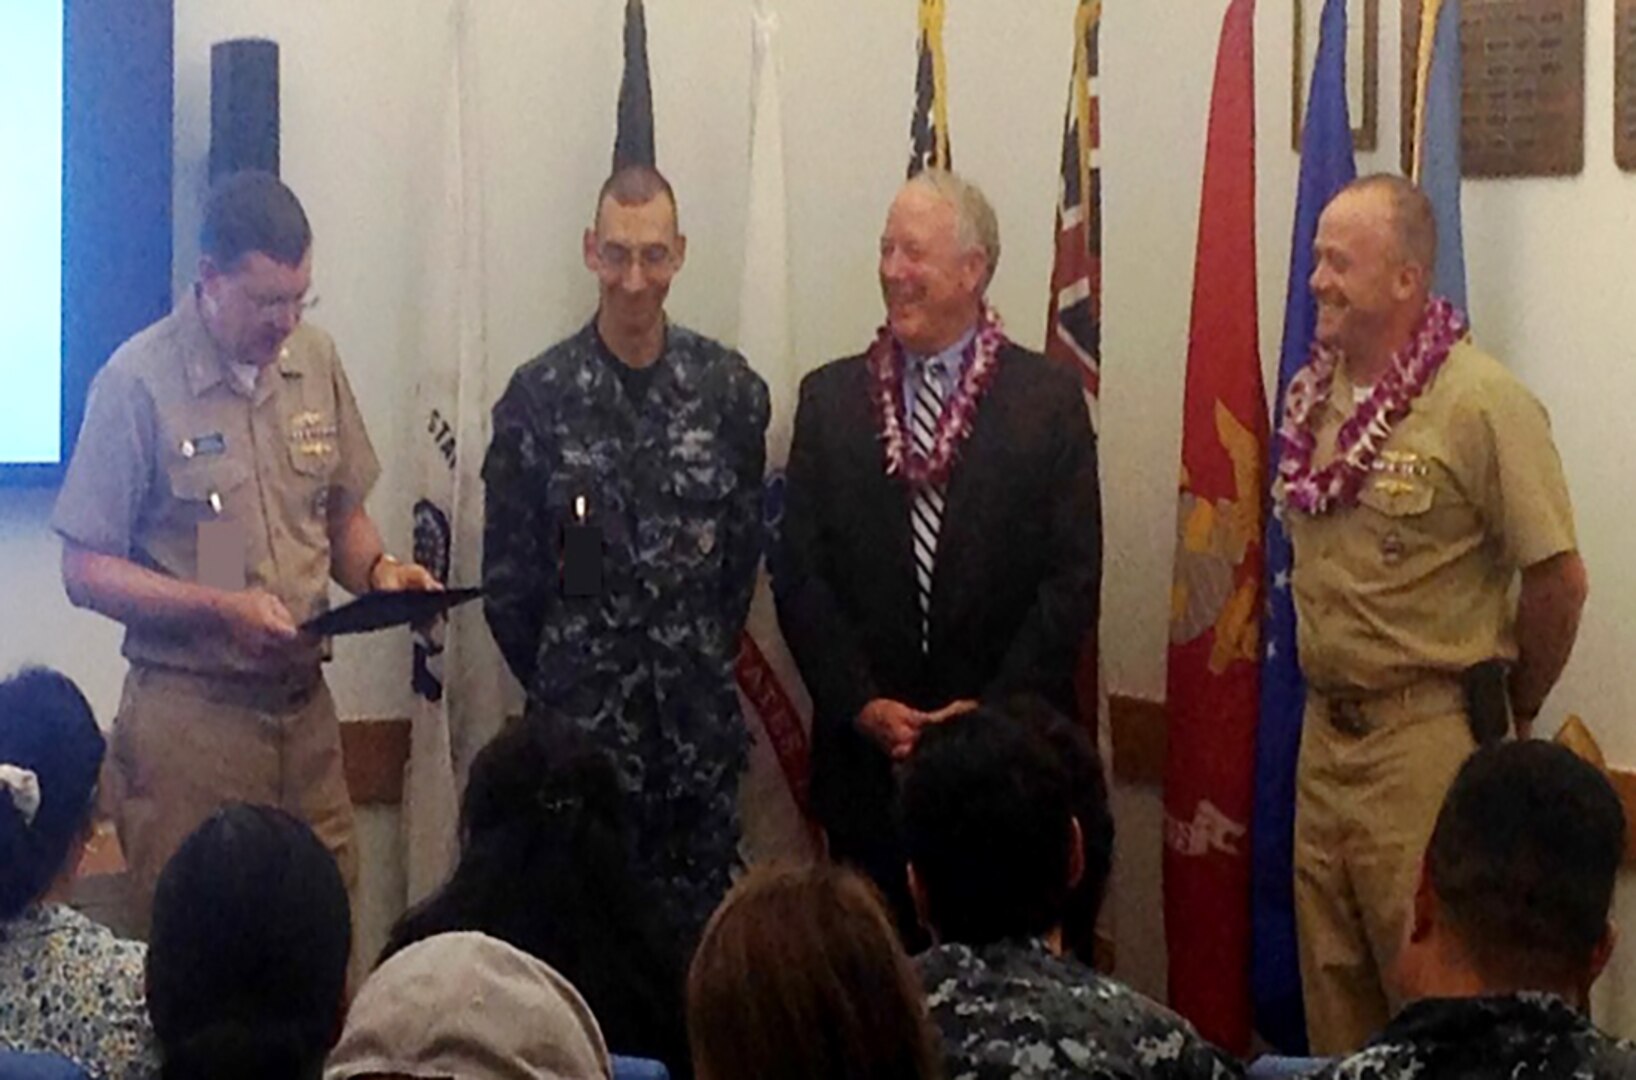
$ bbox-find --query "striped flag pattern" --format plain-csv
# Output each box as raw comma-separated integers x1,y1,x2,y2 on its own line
1046,1,1108,822
907,0,953,176
1046,0,1103,420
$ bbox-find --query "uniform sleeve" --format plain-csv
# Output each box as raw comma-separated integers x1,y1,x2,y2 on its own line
1468,376,1577,569
482,373,554,688
718,356,770,657
52,363,157,556
327,342,382,518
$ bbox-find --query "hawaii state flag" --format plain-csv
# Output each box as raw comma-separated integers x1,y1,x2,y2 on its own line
1046,0,1102,418
1163,0,1265,1056
1045,0,1108,837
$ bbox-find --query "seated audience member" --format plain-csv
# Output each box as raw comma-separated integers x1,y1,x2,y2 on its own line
382,717,688,1077
687,862,943,1080
901,707,1240,1080
1006,693,1116,969
145,804,350,1080
327,930,612,1080
1314,741,1636,1080
0,667,158,1080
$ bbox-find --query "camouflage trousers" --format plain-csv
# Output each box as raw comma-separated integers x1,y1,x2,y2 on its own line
566,680,745,944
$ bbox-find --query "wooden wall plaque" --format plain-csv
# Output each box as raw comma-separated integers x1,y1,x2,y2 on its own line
1402,0,1585,178
1618,0,1636,170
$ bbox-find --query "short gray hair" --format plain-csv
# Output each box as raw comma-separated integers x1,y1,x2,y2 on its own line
908,168,1002,287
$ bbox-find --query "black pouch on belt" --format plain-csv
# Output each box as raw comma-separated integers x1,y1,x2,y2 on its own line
1461,659,1511,745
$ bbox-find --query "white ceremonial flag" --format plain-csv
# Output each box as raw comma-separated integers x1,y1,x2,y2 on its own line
403,2,503,903
734,0,816,863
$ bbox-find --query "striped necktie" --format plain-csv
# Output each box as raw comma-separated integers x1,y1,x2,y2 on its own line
910,359,947,653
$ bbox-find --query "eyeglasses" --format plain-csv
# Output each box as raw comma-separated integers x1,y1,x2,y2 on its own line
245,292,321,319
596,242,676,273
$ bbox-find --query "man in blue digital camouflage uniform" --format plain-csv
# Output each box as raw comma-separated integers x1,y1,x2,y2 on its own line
903,707,1242,1080
1313,741,1635,1080
482,166,769,939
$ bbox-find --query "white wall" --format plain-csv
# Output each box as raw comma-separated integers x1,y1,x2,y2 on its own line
1,0,1633,1032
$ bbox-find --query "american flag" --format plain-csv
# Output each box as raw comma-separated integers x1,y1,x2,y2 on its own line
907,0,953,176
1046,0,1102,424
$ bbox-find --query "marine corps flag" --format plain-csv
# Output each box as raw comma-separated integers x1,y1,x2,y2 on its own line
614,0,655,169
907,0,953,176
1163,0,1264,1056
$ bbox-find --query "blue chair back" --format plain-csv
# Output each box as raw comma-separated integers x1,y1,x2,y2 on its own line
610,1054,671,1080
1247,1055,1333,1079
0,1051,90,1080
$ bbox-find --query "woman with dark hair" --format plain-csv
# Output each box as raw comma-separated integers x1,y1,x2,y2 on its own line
382,716,689,1077
0,666,158,1079
145,803,350,1080
687,862,944,1080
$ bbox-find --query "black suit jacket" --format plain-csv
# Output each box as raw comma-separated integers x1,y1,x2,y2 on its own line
775,341,1102,840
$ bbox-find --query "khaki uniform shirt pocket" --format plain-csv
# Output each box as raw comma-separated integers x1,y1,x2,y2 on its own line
163,458,254,591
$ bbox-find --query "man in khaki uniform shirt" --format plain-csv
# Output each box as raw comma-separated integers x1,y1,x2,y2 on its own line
53,172,438,925
1281,176,1587,1054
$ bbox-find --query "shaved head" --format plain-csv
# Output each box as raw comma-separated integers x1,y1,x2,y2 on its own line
1335,173,1437,273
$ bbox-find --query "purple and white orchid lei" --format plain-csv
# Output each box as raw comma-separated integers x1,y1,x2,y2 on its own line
1277,296,1468,515
867,304,1008,488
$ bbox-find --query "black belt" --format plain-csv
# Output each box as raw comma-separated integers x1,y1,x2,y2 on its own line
1315,677,1467,739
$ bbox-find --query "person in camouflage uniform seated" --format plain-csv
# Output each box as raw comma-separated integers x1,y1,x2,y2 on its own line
1314,741,1635,1080
901,706,1242,1080
482,165,769,940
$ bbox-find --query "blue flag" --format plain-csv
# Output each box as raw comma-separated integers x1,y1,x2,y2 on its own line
1414,0,1467,308
1251,0,1355,1054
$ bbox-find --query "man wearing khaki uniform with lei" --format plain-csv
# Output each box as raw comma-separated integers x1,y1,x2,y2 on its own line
1277,175,1587,1054
53,172,438,926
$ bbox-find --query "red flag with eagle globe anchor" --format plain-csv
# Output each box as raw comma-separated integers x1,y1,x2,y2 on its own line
1163,0,1265,1057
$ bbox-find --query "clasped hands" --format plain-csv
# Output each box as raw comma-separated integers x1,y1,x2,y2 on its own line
856,697,979,761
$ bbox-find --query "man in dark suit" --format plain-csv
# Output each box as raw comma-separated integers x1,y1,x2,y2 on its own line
776,169,1101,938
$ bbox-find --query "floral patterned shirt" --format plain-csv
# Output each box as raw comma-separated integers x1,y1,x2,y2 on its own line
0,903,159,1080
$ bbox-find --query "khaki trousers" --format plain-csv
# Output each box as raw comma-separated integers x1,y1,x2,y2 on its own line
1293,680,1475,1055
106,664,358,934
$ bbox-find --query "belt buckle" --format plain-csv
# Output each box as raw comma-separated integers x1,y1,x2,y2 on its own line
1327,696,1371,737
